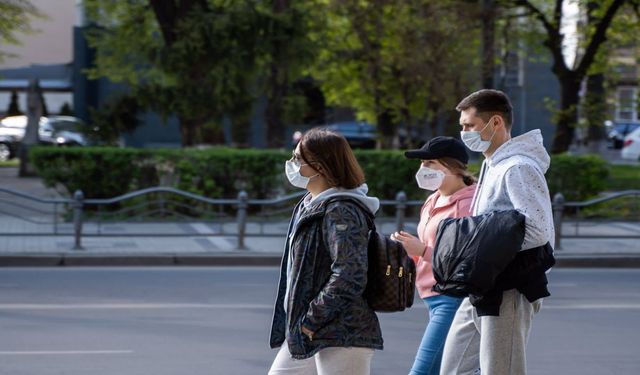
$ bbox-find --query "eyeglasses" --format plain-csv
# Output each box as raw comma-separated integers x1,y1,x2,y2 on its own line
290,151,303,163
289,151,316,167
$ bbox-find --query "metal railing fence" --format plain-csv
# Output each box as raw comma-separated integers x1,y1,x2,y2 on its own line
2,187,638,251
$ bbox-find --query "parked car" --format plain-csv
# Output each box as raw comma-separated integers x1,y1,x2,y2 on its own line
40,116,88,146
621,126,640,161
0,116,45,161
291,121,377,149
608,122,640,149
0,134,19,162
325,121,377,149
0,115,88,152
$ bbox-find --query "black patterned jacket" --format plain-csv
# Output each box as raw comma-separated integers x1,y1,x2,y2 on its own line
269,196,383,359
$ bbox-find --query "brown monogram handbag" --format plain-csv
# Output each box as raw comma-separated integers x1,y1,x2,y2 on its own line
325,197,416,312
363,223,416,312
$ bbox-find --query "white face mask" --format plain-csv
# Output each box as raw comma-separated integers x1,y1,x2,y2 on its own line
285,159,318,189
460,116,497,153
415,166,445,191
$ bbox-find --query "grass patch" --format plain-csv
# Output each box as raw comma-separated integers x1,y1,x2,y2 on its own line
0,159,19,168
580,195,640,220
608,164,640,191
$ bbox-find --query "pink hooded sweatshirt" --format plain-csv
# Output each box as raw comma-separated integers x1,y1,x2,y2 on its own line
414,184,476,298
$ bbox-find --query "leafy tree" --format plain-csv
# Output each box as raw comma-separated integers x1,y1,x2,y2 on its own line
86,94,140,145
84,0,319,148
0,0,43,63
500,0,629,153
310,0,481,148
84,0,274,147
262,1,319,147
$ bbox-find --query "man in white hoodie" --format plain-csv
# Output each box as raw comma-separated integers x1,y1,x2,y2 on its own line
440,89,555,375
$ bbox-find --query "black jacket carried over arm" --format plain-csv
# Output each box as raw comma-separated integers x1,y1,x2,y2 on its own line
432,210,555,316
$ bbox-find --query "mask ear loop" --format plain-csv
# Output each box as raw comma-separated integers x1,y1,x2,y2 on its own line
300,161,321,180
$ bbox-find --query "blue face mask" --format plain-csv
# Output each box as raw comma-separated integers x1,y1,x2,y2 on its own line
460,116,497,152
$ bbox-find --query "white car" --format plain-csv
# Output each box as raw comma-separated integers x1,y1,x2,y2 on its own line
0,115,87,147
621,126,640,161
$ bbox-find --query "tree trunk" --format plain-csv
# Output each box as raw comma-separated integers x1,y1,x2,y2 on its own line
585,73,607,153
265,67,287,148
264,0,289,148
583,2,607,153
481,0,496,89
179,117,197,147
377,108,395,149
552,77,581,153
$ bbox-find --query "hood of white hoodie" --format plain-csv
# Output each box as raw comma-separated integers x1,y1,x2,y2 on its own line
304,183,380,215
487,129,550,173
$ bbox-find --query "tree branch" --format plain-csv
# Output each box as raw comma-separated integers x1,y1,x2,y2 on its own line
505,0,568,74
148,0,177,45
553,0,563,31
148,0,209,46
576,0,626,77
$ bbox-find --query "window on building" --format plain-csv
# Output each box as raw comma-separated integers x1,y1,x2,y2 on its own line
616,87,638,122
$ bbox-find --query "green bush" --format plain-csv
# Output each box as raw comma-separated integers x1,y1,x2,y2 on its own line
30,147,147,199
30,146,289,200
546,154,609,201
31,147,627,205
355,150,424,201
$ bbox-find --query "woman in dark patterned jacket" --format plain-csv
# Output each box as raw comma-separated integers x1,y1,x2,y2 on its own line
268,128,383,375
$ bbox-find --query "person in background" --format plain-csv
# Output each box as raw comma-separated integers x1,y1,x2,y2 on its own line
391,136,476,375
269,128,383,375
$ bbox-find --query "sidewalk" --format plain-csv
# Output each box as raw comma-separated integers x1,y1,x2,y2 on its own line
1,220,639,267
1,166,639,267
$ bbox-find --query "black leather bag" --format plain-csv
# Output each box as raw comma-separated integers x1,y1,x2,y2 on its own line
325,197,415,312
363,224,416,312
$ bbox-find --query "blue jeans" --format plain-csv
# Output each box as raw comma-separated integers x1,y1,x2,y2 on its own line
409,295,463,375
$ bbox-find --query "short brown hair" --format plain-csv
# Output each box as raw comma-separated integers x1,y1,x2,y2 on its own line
456,89,513,129
439,157,476,186
299,128,365,189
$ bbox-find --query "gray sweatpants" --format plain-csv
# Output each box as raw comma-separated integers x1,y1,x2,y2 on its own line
439,289,542,375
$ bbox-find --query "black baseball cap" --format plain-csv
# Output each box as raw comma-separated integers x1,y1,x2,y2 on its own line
404,136,469,164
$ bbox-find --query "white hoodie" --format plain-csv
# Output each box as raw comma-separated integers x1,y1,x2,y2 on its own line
471,129,555,250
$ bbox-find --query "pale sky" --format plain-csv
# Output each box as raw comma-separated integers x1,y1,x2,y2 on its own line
561,0,581,69
0,0,76,69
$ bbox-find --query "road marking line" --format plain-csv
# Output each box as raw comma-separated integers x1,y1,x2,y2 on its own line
0,303,272,310
206,237,234,250
190,223,217,234
545,304,640,310
0,350,133,356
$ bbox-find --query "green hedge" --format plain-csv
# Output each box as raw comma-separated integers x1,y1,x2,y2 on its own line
30,147,290,200
31,147,626,203
546,154,610,201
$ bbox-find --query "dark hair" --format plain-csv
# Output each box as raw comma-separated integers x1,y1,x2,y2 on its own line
438,157,476,186
456,89,513,129
299,128,365,189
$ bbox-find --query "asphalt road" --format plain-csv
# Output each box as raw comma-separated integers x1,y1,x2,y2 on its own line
1,267,639,375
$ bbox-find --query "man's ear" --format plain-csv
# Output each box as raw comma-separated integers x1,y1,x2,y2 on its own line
493,115,506,130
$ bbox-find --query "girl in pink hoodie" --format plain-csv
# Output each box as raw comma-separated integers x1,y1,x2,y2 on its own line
392,136,476,375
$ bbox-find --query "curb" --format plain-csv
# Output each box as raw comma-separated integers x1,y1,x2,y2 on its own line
2,253,640,268
553,255,640,268
0,253,282,267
